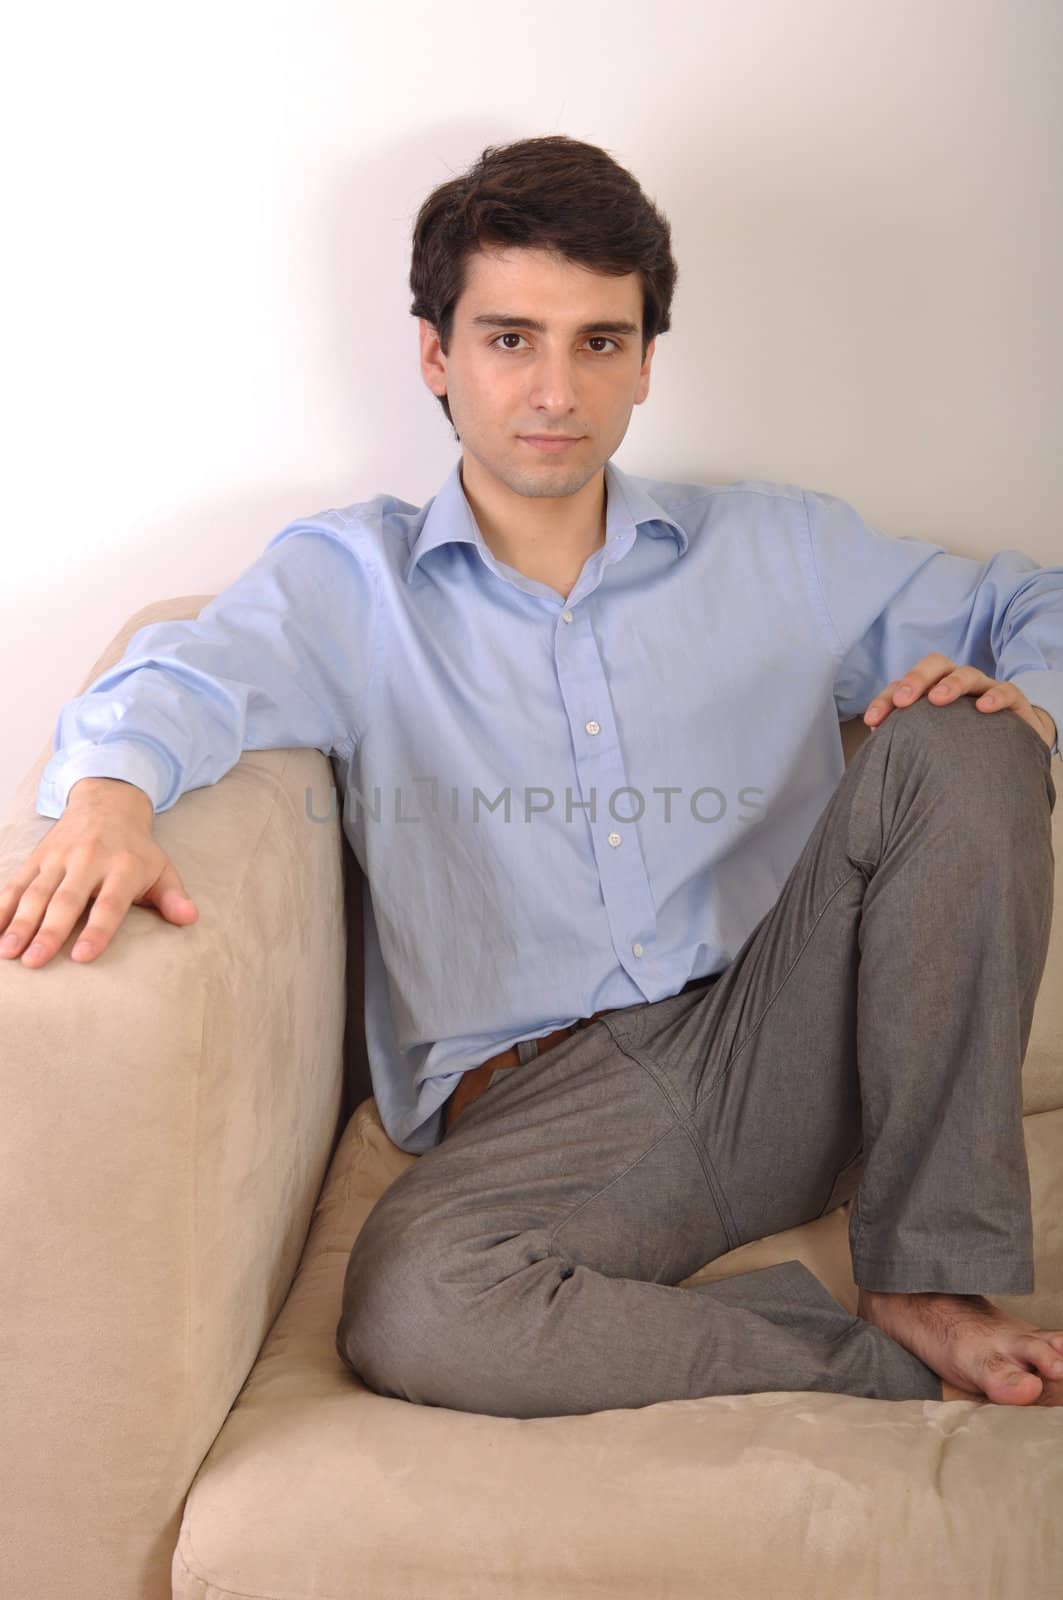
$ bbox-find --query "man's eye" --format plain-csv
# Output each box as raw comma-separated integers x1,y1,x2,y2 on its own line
493,334,617,353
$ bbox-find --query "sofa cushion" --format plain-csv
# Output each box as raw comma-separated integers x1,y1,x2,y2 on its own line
173,1097,1063,1600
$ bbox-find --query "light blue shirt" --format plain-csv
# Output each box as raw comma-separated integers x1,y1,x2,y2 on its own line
38,461,1063,1152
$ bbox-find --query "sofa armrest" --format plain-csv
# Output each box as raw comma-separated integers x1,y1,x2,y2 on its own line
0,598,349,1599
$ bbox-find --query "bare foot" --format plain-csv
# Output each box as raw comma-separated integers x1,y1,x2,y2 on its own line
857,1288,1063,1406
939,1375,1063,1408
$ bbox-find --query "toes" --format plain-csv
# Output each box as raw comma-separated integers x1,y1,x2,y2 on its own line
1019,1334,1063,1379
980,1355,1044,1406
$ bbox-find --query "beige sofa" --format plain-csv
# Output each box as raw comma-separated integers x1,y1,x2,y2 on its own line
2,593,1062,1600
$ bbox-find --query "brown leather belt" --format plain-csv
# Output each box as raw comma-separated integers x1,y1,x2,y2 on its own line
442,1007,617,1137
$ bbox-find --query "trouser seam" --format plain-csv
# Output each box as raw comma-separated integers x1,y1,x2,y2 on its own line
599,1017,687,1119
546,1025,719,1256
682,1114,742,1252
598,1023,744,1253
545,1115,682,1257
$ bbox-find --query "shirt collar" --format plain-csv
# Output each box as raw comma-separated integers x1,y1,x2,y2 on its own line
404,457,689,585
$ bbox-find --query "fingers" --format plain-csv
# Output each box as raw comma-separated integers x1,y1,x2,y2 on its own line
864,675,931,726
65,872,146,963
0,863,65,962
864,680,904,725
929,677,1002,709
74,871,200,964
4,860,139,968
1,809,199,970
865,662,996,727
1,862,200,968
0,854,176,968
145,864,199,927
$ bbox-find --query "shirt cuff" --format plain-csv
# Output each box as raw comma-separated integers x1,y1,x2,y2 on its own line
36,739,172,818
1006,671,1062,760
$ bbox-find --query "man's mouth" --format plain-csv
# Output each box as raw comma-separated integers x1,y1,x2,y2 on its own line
519,435,584,453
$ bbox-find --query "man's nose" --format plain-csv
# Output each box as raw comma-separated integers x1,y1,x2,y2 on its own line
528,351,579,414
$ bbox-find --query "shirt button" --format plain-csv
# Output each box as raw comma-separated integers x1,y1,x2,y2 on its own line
607,831,622,847
585,720,600,736
561,609,574,623
631,942,643,957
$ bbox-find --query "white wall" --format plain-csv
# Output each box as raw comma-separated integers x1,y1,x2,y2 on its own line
3,0,1061,819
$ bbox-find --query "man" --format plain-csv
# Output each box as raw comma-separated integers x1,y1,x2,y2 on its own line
5,136,1063,1416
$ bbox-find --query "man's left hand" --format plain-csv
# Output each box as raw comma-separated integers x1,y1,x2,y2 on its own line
864,653,1057,749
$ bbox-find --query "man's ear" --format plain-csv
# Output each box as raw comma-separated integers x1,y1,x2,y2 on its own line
418,318,448,398
634,336,656,406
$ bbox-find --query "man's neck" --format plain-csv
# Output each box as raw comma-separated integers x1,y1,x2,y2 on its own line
459,453,607,598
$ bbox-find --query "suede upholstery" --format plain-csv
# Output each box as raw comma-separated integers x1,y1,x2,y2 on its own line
2,594,1061,1600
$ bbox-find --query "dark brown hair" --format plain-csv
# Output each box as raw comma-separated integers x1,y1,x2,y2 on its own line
409,135,677,426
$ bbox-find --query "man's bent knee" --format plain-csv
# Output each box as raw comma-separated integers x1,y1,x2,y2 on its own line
334,1206,567,1414
334,1209,451,1401
882,690,1053,817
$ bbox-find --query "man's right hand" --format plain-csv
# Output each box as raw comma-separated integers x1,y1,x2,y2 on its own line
0,777,198,968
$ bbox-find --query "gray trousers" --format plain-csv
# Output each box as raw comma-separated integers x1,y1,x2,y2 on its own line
336,695,1057,1417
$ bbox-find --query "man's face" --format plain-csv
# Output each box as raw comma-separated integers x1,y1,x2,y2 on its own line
418,245,656,501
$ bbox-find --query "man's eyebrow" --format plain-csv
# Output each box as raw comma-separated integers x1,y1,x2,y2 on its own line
470,314,639,336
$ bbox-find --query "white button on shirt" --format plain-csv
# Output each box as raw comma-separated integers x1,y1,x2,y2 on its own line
36,458,1063,1153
